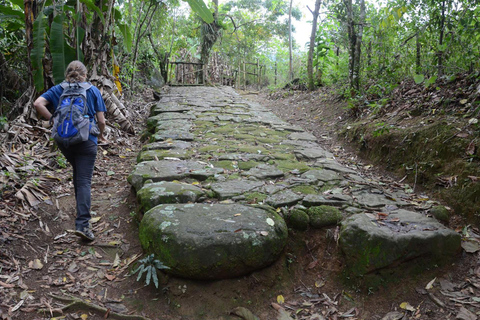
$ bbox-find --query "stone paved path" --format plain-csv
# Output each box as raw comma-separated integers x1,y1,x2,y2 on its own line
128,86,460,284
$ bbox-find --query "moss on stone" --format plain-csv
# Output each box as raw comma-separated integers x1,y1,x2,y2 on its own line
275,160,311,173
212,124,238,134
244,192,268,202
257,137,282,144
238,161,260,170
287,208,309,230
291,185,317,195
234,134,256,142
211,160,237,170
198,145,225,153
237,145,267,154
308,205,342,228
430,205,450,222
227,173,240,180
270,152,296,161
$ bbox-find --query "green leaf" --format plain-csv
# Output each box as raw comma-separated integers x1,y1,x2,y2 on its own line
424,75,437,88
0,5,25,21
413,74,424,84
51,14,67,84
151,268,159,288
136,265,145,281
145,266,152,286
117,22,132,53
32,12,47,91
183,0,214,23
10,0,25,9
79,0,105,25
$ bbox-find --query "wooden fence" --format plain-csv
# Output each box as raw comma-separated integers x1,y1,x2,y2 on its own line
167,58,269,89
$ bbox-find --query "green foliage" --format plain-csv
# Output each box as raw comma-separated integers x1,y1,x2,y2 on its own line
32,12,47,91
132,254,169,288
50,14,77,84
184,0,213,23
372,122,391,137
413,74,425,84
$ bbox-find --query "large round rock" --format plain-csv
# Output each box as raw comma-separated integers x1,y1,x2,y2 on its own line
139,203,288,280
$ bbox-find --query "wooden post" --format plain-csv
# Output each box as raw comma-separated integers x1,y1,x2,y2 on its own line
166,59,170,84
275,61,277,86
257,59,260,89
243,61,246,90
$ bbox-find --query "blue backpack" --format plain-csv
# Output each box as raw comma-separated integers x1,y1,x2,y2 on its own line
51,82,98,146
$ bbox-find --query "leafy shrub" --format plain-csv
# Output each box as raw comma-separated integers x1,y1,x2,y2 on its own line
132,254,169,288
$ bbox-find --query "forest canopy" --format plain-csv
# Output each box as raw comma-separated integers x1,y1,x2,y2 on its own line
1,0,479,121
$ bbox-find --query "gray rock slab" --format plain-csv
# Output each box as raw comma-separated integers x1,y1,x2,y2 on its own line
137,181,205,212
211,180,264,200
217,153,269,161
265,189,304,208
280,139,320,149
301,169,342,183
156,121,192,132
128,160,214,191
139,203,288,279
303,194,353,207
217,115,243,122
288,132,317,141
147,113,196,130
137,149,190,162
295,148,334,161
339,209,461,278
352,190,409,208
243,164,284,180
152,130,195,142
314,159,357,174
142,141,192,151
152,104,191,115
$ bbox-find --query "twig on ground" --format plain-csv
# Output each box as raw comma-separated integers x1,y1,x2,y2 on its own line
37,294,151,320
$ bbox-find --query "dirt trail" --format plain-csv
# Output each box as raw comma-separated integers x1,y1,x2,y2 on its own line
1,88,479,320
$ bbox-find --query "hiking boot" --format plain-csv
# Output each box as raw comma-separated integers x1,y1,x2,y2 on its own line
75,227,95,241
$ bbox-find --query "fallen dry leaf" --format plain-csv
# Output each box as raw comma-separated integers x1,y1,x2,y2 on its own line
28,259,44,270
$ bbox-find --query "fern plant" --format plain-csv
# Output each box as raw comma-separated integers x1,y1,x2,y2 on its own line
132,254,169,288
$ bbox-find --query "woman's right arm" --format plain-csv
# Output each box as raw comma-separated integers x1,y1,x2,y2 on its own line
33,97,52,120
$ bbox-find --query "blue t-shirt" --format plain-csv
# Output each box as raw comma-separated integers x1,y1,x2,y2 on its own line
41,82,107,144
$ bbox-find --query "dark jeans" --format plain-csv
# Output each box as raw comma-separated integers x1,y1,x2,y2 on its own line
57,140,97,230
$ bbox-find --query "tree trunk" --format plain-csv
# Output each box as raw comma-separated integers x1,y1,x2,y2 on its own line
198,0,220,84
416,33,421,73
343,0,365,94
288,0,293,81
307,0,322,91
437,0,446,77
130,2,158,92
24,0,36,87
343,0,355,93
353,0,365,92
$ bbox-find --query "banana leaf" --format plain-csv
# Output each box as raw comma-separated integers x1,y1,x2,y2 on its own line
184,0,214,23
0,5,25,21
79,0,105,25
117,22,132,53
51,14,77,84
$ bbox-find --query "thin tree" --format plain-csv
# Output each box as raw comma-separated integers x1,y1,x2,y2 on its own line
343,0,365,94
307,0,322,91
288,0,294,81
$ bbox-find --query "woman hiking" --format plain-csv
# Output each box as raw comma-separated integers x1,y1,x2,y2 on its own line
34,60,108,241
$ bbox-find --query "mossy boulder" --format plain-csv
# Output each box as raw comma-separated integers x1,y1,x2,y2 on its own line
139,203,288,279
430,205,450,222
136,181,205,212
339,209,461,288
308,205,342,228
287,208,310,230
